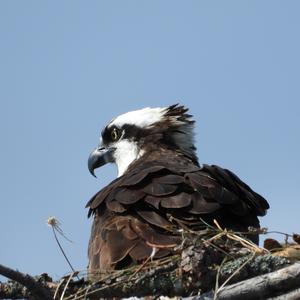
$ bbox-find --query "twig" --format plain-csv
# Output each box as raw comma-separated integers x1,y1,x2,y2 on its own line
60,272,76,300
218,252,256,292
213,257,228,300
54,277,66,300
48,217,79,279
52,227,79,277
0,263,52,300
202,239,234,259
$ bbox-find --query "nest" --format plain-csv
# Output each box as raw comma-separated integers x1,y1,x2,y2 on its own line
2,221,300,300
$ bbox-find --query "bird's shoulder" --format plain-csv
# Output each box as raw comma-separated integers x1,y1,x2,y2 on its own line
86,158,269,219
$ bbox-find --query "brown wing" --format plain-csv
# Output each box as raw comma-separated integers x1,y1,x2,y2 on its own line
87,158,269,273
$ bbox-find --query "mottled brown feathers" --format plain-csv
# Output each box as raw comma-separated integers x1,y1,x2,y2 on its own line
87,149,269,273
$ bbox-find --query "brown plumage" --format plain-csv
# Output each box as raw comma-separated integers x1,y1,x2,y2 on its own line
86,104,269,274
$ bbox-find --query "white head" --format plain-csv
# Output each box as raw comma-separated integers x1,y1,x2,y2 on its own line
88,104,198,177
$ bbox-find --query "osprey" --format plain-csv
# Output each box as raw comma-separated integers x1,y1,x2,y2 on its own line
87,104,269,273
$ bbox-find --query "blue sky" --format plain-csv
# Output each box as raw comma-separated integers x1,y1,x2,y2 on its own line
1,1,299,279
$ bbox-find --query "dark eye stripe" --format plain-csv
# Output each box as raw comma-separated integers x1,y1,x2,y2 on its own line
102,124,143,144
101,125,118,144
122,124,142,139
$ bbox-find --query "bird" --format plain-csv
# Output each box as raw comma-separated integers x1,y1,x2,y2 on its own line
86,104,269,274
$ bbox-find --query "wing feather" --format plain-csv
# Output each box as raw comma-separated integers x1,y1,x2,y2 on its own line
115,188,145,204
153,174,184,185
160,192,192,208
88,157,269,273
106,200,126,213
136,210,173,229
142,181,177,196
120,166,166,186
144,195,161,209
189,193,221,214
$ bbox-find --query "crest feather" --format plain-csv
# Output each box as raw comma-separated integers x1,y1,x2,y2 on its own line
154,104,197,163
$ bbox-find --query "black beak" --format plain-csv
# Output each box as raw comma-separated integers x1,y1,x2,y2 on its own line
88,147,115,177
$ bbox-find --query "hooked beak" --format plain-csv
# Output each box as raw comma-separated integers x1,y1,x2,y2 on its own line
88,147,115,177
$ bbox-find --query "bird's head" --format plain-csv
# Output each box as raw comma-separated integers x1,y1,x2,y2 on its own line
88,104,198,177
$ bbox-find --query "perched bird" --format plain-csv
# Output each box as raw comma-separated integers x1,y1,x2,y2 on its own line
87,104,269,273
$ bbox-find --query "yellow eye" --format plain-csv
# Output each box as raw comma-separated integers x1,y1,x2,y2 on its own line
111,128,121,141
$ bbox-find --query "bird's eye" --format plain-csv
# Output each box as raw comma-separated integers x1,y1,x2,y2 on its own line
111,128,121,141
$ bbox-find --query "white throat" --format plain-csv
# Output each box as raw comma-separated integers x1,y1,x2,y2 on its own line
113,140,144,177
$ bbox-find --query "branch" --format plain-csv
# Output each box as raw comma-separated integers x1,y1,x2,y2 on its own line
215,262,300,300
0,227,299,299
2,261,295,300
196,263,300,300
0,264,52,300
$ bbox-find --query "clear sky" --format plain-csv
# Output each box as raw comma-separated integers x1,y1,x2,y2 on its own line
1,1,299,280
